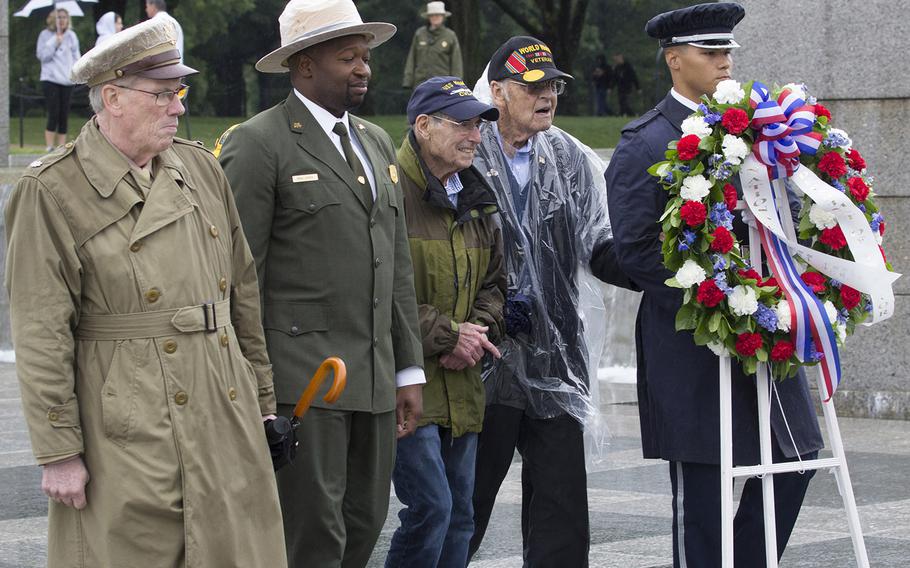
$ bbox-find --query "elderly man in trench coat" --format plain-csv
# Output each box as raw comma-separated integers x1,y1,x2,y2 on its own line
4,18,286,568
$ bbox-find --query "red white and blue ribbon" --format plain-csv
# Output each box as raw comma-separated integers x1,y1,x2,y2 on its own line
749,82,823,180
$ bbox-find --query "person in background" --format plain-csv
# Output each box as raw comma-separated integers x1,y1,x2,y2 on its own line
95,11,123,46
590,54,613,116
385,76,504,568
402,2,463,90
612,53,639,116
36,8,80,151
146,0,184,61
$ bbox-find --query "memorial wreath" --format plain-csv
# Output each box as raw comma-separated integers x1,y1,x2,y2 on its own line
649,80,899,397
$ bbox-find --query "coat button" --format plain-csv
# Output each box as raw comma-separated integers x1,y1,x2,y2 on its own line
228,387,237,401
374,257,382,267
48,411,59,422
163,340,178,354
309,203,316,211
290,325,299,334
372,337,379,346
220,334,229,347
373,297,380,308
219,277,227,292
130,242,142,252
370,218,376,227
146,288,161,303
209,225,219,238
174,391,188,405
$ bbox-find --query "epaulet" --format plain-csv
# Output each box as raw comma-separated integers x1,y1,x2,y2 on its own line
173,136,214,156
212,124,241,158
621,108,661,134
23,142,76,177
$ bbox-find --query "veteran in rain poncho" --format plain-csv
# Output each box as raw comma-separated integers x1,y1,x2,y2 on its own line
4,18,286,568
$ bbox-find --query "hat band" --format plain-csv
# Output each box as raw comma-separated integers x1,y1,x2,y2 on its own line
118,49,182,76
282,20,368,49
667,32,735,44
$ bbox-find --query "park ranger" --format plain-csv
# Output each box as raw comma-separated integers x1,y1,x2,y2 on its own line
402,2,463,90
4,17,286,568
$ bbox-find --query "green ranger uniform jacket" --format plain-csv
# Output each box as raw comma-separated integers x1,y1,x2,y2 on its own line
402,25,464,89
4,119,286,567
218,93,423,412
398,132,505,437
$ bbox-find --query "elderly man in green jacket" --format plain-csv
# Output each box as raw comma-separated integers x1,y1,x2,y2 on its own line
385,76,505,568
402,2,463,90
216,0,424,566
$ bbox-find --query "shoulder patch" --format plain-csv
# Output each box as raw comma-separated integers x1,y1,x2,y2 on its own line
621,108,662,134
212,124,241,158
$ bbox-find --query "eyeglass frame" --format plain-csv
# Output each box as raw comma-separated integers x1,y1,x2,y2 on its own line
506,78,567,96
429,114,488,133
114,83,190,106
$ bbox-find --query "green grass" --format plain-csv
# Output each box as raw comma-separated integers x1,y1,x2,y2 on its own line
9,114,628,154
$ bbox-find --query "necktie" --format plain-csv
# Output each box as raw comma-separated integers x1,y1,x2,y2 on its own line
332,121,373,206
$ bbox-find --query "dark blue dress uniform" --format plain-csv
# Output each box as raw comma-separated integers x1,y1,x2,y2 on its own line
605,3,824,566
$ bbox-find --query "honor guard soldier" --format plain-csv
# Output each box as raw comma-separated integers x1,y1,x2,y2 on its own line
605,4,824,567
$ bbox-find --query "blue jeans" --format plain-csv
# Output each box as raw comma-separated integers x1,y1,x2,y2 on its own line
386,425,478,568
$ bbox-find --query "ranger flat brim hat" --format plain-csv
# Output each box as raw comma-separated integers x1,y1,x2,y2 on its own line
71,17,197,87
646,2,745,50
407,76,499,124
487,36,573,84
256,0,396,74
420,2,451,18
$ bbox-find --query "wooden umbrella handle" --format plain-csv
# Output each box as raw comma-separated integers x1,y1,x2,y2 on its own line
292,357,347,419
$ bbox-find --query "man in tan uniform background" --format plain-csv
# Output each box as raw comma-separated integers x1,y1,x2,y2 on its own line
4,18,286,568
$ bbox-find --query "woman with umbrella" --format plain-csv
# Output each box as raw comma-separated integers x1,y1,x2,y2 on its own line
36,7,80,151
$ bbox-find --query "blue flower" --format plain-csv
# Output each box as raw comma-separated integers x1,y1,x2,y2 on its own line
704,112,722,125
678,229,697,251
663,173,674,184
831,179,845,192
708,153,724,166
755,303,778,332
864,301,874,313
677,165,691,173
829,278,842,289
698,103,709,114
710,203,734,230
714,271,734,295
858,203,867,213
823,131,851,149
809,341,825,362
712,255,727,272
713,162,734,180
807,95,818,105
870,213,884,232
837,308,849,326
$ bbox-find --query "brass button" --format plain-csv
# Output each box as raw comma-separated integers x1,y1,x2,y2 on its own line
309,203,316,211
146,288,161,303
219,277,227,292
373,297,380,308
65,142,73,149
290,325,299,334
228,387,237,401
209,225,219,238
220,334,229,347
48,411,59,422
174,391,188,405
163,340,178,354
130,242,142,253
370,219,376,227
374,257,382,267
372,337,379,346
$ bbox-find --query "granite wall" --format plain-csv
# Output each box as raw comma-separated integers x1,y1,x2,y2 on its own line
735,0,910,418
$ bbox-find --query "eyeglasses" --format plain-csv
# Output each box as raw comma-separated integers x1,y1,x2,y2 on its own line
431,115,487,133
115,83,190,106
507,78,566,96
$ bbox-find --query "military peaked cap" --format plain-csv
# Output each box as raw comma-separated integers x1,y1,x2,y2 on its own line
646,2,745,49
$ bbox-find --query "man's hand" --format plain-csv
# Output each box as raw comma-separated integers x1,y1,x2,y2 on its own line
449,323,502,367
42,455,89,509
395,384,423,439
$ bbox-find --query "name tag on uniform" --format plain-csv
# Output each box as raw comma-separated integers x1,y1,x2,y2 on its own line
292,173,319,183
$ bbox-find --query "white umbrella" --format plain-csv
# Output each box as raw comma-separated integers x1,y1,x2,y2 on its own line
13,0,98,18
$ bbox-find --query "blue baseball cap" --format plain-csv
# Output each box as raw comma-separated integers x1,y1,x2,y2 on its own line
407,76,500,125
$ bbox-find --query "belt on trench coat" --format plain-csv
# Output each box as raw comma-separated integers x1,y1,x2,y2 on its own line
74,299,231,340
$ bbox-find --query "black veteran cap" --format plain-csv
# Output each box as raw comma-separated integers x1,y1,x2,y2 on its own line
407,76,500,124
646,2,745,49
487,36,573,84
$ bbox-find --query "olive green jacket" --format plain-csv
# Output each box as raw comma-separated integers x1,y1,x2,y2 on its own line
4,119,285,567
403,25,463,88
398,133,505,436
218,93,423,413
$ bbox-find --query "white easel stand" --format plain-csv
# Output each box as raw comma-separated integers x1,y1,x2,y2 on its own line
719,227,870,567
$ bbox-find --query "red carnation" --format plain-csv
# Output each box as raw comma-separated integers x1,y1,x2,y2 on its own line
735,332,764,357
817,152,847,179
677,134,701,160
723,183,738,212
814,103,831,121
710,226,734,253
847,177,869,202
846,148,866,171
738,268,762,282
697,279,726,307
680,200,707,227
801,271,827,293
840,285,862,310
820,225,847,250
721,107,749,135
770,340,796,362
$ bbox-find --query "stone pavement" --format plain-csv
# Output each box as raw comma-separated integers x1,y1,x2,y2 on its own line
1,363,908,567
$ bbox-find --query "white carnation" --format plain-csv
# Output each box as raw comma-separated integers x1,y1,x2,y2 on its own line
782,82,807,100
680,175,712,201
681,116,712,138
824,300,838,323
808,203,838,230
707,341,729,357
676,259,707,288
775,301,792,332
728,285,759,316
835,323,847,344
713,79,745,105
722,134,749,165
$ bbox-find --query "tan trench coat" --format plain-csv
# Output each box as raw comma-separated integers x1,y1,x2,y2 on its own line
4,120,287,568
